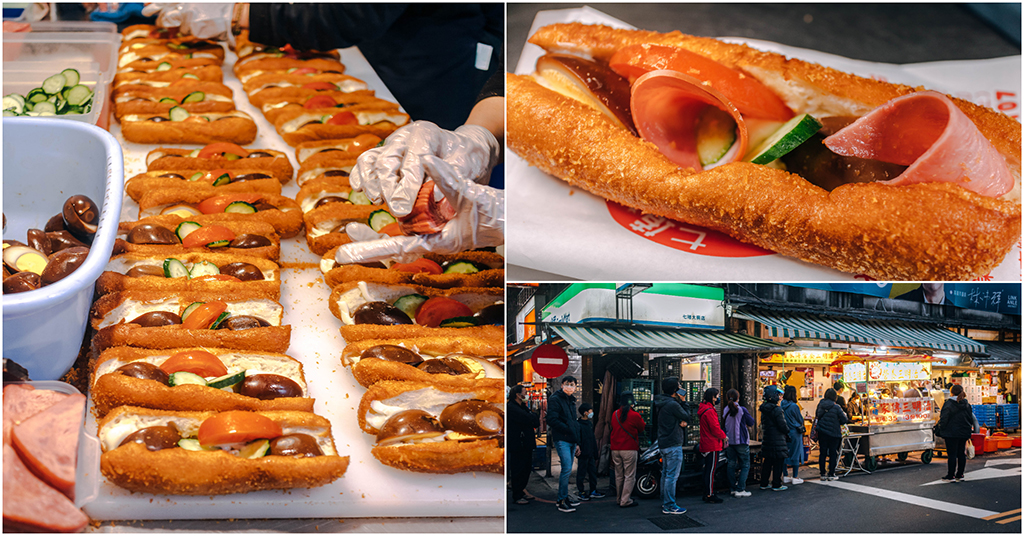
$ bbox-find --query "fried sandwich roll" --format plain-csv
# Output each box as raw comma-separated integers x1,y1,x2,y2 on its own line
341,337,505,367
303,204,385,256
295,134,382,164
295,154,357,187
245,73,371,106
121,24,180,41
98,407,348,495
115,215,281,261
235,46,340,67
296,175,355,213
358,381,503,474
96,251,280,296
114,67,224,89
113,83,235,119
89,290,289,354
117,56,221,75
118,42,225,68
91,347,313,416
120,110,258,145
234,57,347,80
343,340,504,389
320,249,505,290
329,282,504,340
273,106,409,146
147,144,294,183
262,93,397,125
509,23,1022,280
124,170,282,203
137,191,303,239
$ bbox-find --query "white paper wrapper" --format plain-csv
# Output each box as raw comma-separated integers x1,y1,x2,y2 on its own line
507,7,1021,282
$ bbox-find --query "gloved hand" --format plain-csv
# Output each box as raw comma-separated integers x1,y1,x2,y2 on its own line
141,3,233,41
335,156,504,265
350,121,500,218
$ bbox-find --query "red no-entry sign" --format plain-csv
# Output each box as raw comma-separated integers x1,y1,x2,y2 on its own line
531,344,569,378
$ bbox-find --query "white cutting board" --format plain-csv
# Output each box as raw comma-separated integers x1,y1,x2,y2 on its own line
78,44,504,520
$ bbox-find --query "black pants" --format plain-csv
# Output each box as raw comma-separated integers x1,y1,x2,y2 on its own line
818,433,841,477
510,446,533,501
759,455,785,489
945,437,968,479
576,454,598,494
702,451,719,496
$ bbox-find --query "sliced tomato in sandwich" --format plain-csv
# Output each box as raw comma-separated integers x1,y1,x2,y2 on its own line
198,193,263,214
197,142,249,160
415,297,472,328
198,411,283,447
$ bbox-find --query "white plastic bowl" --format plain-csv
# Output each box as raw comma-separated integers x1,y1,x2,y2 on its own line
3,118,124,380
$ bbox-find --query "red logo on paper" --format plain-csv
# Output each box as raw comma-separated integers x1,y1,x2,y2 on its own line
605,201,773,258
531,344,569,379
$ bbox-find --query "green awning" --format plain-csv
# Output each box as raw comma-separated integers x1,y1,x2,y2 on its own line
734,307,985,354
973,341,1021,364
549,324,786,355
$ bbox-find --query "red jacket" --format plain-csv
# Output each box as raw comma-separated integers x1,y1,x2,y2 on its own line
609,408,646,451
697,401,728,453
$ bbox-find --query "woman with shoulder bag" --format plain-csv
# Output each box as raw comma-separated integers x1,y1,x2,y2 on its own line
609,392,646,507
721,389,755,497
781,385,806,485
815,388,849,481
698,388,728,503
508,385,540,504
758,385,791,491
937,384,974,482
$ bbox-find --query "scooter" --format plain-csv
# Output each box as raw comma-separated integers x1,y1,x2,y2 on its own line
633,441,732,499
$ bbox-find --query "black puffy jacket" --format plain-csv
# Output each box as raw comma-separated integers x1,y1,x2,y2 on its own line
546,389,581,445
508,399,539,452
815,398,848,438
759,400,790,458
938,398,974,440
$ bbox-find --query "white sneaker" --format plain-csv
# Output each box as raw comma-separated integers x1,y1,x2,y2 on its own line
735,490,752,497
731,491,739,497
783,476,793,484
791,478,804,485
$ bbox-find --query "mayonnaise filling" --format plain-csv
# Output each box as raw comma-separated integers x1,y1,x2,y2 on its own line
103,257,276,281
365,388,480,431
299,191,350,213
97,297,283,330
115,93,233,104
298,166,353,186
280,111,407,133
123,110,249,122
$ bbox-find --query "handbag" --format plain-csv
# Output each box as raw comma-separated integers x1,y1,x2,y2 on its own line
966,439,976,459
809,419,818,442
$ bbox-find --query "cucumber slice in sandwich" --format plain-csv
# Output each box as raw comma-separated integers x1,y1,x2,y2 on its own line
177,438,215,451
393,294,429,319
348,190,371,205
238,439,270,459
743,113,823,165
180,301,205,323
168,106,190,121
696,107,737,167
224,201,257,214
182,91,205,103
443,261,481,274
175,221,202,242
207,370,245,390
156,62,172,72
168,371,207,387
188,260,220,278
367,209,397,232
163,257,190,278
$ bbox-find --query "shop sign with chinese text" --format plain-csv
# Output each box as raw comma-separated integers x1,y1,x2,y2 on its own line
845,361,930,382
868,397,933,424
541,283,724,329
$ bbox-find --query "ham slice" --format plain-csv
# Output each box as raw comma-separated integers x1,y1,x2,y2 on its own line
2,384,70,445
11,394,85,500
630,70,749,171
398,180,456,235
3,444,89,533
823,91,1014,197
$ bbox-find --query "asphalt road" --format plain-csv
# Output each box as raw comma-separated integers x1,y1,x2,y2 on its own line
508,449,1021,533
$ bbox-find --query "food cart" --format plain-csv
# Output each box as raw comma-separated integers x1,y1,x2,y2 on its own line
832,354,939,471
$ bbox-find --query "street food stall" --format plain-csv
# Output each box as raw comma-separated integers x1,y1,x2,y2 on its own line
832,354,940,471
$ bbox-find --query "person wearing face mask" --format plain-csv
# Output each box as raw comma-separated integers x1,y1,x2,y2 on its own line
547,376,582,513
698,388,728,503
575,403,604,501
653,377,690,515
508,384,540,505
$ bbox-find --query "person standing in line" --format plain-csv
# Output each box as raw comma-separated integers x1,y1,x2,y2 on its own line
721,389,755,498
610,391,645,508
781,385,805,485
508,384,539,505
697,388,728,503
758,385,790,491
833,381,849,414
937,384,974,482
815,388,849,481
547,376,582,513
653,377,690,515
575,403,604,501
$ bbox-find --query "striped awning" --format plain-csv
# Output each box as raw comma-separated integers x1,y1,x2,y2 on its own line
549,324,787,355
734,308,985,354
973,341,1021,364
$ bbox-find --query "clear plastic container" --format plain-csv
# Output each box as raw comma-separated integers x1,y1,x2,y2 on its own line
3,60,106,126
3,29,119,86
16,21,118,34
2,118,124,381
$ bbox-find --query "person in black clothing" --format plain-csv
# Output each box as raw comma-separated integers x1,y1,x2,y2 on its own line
938,384,974,482
508,384,539,505
575,403,605,501
547,376,582,513
759,385,791,491
815,388,849,481
653,377,690,515
833,381,848,414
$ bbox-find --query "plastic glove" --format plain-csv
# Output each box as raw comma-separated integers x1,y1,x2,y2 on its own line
334,155,504,265
350,121,500,218
141,3,232,41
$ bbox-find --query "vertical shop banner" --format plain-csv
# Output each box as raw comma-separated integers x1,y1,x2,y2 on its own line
541,283,725,329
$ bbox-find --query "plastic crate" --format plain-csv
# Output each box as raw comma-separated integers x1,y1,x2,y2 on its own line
2,118,124,380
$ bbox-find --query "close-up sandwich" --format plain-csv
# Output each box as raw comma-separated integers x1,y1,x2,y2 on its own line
261,93,397,125
136,191,303,239
96,251,280,296
272,105,409,147
302,203,390,256
120,109,258,145
342,340,504,389
146,143,294,183
124,169,283,203
234,57,347,81
113,67,223,89
245,73,372,107
114,215,281,260
117,42,225,69
507,22,1021,280
112,83,234,119
295,134,382,165
321,247,505,290
98,407,347,495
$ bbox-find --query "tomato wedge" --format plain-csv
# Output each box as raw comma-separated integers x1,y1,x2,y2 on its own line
415,297,472,328
182,116,207,123
302,82,337,91
378,222,404,237
326,111,358,126
198,411,283,447
304,95,337,109
197,142,249,160
181,225,236,248
159,349,228,377
391,258,443,275
198,193,263,214
181,300,228,329
190,274,242,283
292,67,319,76
609,44,793,121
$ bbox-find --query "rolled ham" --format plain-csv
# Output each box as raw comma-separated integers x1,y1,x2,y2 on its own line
823,90,1014,198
